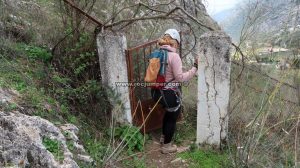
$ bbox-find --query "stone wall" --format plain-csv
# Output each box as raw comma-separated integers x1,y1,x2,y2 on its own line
196,31,231,147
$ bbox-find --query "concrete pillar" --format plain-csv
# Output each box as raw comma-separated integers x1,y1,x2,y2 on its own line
96,32,132,124
196,31,231,147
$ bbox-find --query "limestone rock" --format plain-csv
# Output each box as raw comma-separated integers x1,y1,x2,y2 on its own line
77,154,94,164
73,142,86,153
59,124,93,163
171,158,182,164
175,0,221,31
0,88,19,104
60,124,79,134
0,111,79,168
0,87,93,167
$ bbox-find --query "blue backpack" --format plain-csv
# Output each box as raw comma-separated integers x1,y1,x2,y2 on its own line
144,49,168,89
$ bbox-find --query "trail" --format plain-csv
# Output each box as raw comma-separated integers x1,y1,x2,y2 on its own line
144,131,190,168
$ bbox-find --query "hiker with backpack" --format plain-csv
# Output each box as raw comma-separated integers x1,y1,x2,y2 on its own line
145,29,198,154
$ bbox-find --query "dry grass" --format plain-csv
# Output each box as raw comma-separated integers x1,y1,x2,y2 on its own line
228,63,300,167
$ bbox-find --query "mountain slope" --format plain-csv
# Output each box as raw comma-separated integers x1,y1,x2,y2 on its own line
219,0,300,44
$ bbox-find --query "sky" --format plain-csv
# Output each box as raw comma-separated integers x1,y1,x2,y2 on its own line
203,0,243,15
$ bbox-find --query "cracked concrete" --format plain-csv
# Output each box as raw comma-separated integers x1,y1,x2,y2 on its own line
97,32,132,124
196,31,231,147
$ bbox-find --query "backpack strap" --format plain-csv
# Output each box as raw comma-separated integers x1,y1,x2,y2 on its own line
165,78,175,86
160,49,168,76
159,89,169,108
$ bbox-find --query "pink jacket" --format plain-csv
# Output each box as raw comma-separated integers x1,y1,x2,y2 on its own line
160,45,197,83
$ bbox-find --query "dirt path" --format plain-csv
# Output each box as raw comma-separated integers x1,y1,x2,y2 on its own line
144,132,190,168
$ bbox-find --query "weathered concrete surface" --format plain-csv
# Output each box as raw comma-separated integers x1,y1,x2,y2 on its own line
96,32,132,124
196,31,231,147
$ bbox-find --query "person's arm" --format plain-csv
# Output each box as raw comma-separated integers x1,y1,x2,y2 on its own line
171,54,197,82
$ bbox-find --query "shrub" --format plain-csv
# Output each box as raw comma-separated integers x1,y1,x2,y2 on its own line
42,137,64,162
22,44,52,62
114,125,148,154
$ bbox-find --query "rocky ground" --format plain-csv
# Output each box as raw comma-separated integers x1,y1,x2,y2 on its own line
112,130,191,168
0,88,93,168
143,133,190,168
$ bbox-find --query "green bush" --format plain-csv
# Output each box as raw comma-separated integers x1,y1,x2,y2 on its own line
20,44,52,62
42,137,64,162
0,102,18,111
0,39,110,167
79,125,107,166
114,125,148,154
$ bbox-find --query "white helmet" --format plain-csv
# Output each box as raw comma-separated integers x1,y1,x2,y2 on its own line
164,29,180,44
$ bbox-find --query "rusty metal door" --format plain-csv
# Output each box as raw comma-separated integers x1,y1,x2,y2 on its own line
125,39,182,133
126,40,161,133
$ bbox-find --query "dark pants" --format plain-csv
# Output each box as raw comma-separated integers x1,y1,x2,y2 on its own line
151,89,181,144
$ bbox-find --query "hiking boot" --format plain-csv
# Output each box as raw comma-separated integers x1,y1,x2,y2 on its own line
161,143,177,154
159,135,164,146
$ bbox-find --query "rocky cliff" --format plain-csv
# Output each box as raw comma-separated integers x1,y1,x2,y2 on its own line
219,0,300,44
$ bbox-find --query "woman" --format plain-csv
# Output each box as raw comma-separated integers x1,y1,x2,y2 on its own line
151,29,198,154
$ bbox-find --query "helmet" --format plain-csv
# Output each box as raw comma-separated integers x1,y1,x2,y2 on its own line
164,29,180,44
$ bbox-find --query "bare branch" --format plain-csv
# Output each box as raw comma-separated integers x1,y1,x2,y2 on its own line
62,0,104,26
103,1,174,25
232,42,246,79
104,6,215,31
